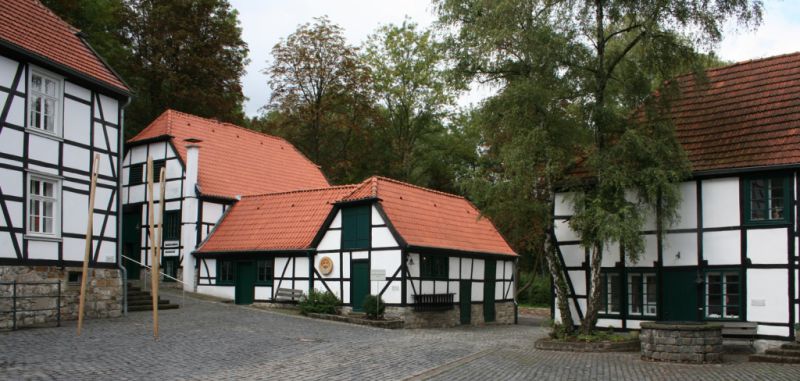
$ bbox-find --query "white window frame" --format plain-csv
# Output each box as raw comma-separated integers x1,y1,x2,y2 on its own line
27,67,63,137
26,173,61,238
628,272,657,317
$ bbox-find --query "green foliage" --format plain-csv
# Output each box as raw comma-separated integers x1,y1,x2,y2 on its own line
43,0,250,137
363,20,457,184
517,272,551,307
261,17,379,184
362,294,386,319
436,0,762,335
298,289,341,315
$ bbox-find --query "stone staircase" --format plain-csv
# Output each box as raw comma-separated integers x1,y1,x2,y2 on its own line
126,284,179,312
749,342,800,363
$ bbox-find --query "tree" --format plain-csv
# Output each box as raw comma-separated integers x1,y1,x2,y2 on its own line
264,17,378,183
43,0,250,137
436,0,762,335
363,20,456,183
124,0,249,135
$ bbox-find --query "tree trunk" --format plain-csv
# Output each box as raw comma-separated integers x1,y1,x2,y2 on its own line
544,230,574,333
580,244,603,334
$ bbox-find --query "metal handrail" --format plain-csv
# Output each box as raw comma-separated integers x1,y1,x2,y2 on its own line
121,254,186,305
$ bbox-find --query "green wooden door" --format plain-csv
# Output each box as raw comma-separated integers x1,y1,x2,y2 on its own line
460,280,472,325
351,260,370,312
162,257,178,282
122,209,140,280
484,259,496,322
662,270,699,321
235,261,256,305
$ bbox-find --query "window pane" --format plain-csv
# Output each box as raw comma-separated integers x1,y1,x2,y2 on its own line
45,78,56,96
30,99,41,129
43,181,53,198
750,179,766,220
629,274,642,314
44,99,55,131
43,216,53,233
31,74,42,92
609,274,621,313
30,179,40,196
43,200,53,218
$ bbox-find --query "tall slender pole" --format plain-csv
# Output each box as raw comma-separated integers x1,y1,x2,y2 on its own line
153,167,166,339
146,157,158,339
77,154,100,336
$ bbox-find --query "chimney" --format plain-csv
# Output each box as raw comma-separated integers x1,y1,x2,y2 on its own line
181,138,202,291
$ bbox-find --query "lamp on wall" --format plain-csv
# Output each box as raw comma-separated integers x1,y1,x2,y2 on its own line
407,255,414,266
695,269,703,285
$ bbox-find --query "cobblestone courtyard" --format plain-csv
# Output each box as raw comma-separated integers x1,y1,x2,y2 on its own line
2,294,799,380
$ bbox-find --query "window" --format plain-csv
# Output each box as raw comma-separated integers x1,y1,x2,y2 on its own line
128,164,144,185
28,70,62,135
152,160,166,181
628,273,657,317
342,205,370,249
600,272,622,315
705,270,741,319
257,259,274,285
27,175,59,236
745,176,790,224
217,260,234,285
420,254,448,279
162,210,181,241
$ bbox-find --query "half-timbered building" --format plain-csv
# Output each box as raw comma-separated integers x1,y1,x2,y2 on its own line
121,110,329,291
0,0,130,328
195,176,517,327
553,52,800,342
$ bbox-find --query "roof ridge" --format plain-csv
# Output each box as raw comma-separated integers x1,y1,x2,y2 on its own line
373,176,466,200
674,51,800,81
243,184,358,199
163,109,286,142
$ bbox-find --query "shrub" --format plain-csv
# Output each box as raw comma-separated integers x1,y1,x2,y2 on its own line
299,289,341,315
518,272,551,307
362,294,386,319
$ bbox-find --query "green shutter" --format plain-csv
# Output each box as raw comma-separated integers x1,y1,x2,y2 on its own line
163,210,181,240
342,205,370,249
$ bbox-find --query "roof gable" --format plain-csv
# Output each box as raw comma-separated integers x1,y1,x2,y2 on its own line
128,110,330,198
196,186,357,253
0,0,128,93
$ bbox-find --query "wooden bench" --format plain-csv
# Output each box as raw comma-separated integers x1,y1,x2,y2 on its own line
275,288,304,301
413,293,454,312
721,322,757,342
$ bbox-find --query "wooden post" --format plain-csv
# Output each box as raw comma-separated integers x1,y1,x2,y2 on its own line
146,157,158,339
153,167,166,339
77,154,100,336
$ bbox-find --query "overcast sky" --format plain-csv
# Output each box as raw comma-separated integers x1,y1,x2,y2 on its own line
229,0,800,117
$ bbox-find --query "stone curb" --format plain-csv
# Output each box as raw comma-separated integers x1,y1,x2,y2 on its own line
534,338,641,352
307,313,404,329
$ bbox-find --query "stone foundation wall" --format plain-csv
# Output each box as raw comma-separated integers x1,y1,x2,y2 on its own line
385,301,516,328
0,266,123,330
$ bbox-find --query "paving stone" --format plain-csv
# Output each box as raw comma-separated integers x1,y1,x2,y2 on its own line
1,292,799,380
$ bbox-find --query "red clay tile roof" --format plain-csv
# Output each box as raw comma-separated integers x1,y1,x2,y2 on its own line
197,176,516,256
197,186,357,253
0,0,128,93
669,52,800,172
357,177,516,256
128,110,330,198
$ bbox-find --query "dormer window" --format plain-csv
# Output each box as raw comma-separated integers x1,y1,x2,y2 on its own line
28,69,62,136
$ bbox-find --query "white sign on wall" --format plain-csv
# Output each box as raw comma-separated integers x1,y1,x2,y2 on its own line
163,249,179,257
370,269,386,281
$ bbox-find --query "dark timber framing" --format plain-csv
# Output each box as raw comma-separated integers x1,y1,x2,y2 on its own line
552,168,800,340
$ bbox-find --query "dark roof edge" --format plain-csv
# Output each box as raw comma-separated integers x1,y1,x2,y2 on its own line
406,245,517,258
0,39,130,98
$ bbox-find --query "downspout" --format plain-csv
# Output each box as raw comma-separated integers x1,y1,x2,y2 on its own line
117,96,131,315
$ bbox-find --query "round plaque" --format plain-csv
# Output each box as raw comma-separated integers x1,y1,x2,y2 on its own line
319,256,334,275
